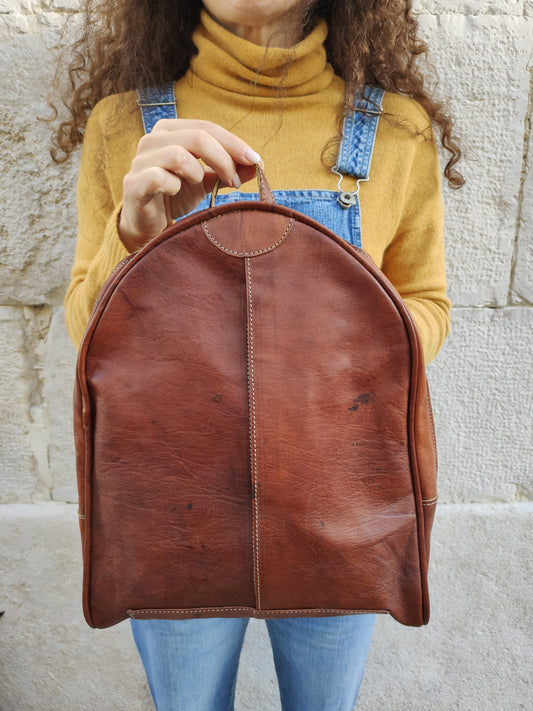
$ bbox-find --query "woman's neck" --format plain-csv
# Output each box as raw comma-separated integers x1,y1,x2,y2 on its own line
202,4,306,48
211,23,300,48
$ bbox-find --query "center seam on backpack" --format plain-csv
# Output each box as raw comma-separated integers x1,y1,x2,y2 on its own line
245,256,261,610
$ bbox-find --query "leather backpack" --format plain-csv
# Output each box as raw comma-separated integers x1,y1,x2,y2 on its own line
74,166,438,629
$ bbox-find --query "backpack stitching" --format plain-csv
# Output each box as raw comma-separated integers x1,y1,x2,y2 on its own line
202,213,294,256
246,257,261,610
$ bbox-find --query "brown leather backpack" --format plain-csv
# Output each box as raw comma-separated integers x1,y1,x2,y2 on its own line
74,167,438,629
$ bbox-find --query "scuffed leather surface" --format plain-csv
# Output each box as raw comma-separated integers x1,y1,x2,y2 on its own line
75,192,437,629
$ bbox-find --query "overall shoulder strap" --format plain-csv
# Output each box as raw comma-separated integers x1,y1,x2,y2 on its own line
137,82,178,134
334,86,385,181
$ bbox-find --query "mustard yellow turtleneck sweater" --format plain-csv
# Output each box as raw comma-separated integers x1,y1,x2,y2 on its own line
66,10,450,362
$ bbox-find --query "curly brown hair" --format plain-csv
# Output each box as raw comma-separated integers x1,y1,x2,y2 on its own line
49,0,463,187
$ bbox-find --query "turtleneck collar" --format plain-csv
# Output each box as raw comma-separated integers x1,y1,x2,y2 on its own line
188,9,335,98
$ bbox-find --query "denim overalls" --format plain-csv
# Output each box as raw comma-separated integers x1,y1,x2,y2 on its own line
132,83,384,711
137,83,384,251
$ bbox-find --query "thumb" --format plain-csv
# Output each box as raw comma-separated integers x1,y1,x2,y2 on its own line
202,164,259,195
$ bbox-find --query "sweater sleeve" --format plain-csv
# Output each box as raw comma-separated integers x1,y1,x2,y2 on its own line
64,102,130,348
380,124,451,364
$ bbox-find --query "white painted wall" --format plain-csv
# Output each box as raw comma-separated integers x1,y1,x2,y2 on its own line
1,0,531,708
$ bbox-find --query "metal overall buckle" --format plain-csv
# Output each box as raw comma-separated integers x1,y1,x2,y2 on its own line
331,168,360,209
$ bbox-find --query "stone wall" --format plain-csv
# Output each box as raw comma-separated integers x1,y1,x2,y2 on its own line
1,1,532,709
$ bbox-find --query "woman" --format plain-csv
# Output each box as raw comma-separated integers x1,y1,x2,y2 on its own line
52,1,462,708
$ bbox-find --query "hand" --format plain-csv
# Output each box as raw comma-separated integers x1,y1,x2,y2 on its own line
119,119,262,252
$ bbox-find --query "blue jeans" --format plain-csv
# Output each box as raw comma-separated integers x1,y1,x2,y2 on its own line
131,614,376,711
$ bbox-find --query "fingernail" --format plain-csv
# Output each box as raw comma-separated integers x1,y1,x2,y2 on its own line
245,149,263,165
232,172,241,189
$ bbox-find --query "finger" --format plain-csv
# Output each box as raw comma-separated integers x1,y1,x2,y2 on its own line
131,144,206,185
200,161,259,194
125,166,182,203
135,132,237,189
144,129,240,187
235,163,259,186
151,119,262,168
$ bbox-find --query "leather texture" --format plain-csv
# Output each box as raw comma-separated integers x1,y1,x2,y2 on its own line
74,168,438,629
